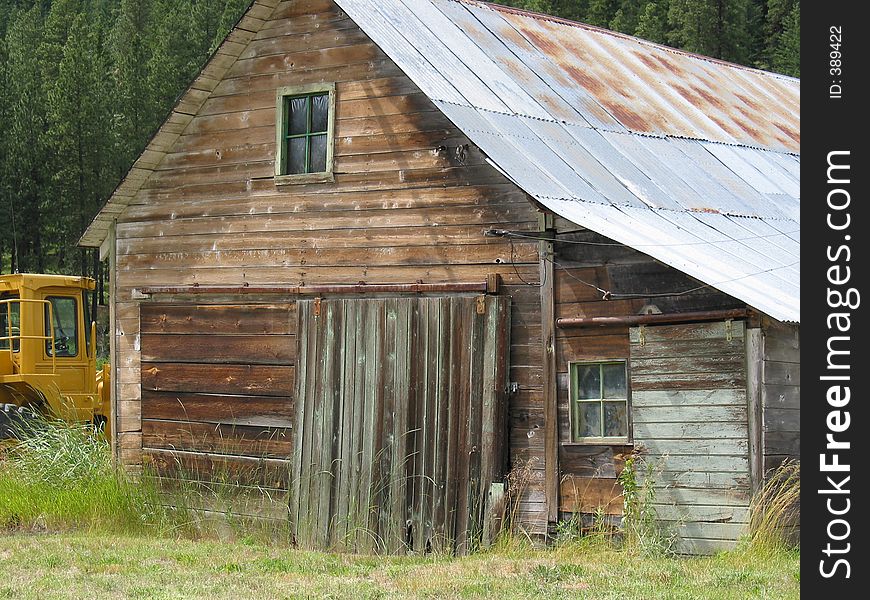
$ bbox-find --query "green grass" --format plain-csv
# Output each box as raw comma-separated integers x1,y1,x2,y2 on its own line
0,418,177,534
0,419,800,598
0,533,799,599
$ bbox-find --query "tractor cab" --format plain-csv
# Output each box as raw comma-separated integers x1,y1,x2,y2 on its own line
1,274,109,435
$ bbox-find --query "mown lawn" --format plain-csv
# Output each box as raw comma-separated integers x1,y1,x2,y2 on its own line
0,532,799,599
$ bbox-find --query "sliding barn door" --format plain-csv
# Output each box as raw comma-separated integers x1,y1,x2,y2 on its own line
291,296,510,554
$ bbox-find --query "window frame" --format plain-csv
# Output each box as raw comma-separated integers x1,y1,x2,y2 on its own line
275,82,336,185
43,295,79,358
568,359,631,444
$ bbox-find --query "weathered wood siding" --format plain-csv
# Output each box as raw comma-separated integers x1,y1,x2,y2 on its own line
112,0,544,532
551,217,744,521
292,296,510,554
630,321,750,554
139,302,296,519
760,319,799,473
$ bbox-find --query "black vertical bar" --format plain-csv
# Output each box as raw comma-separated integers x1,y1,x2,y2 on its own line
803,3,866,595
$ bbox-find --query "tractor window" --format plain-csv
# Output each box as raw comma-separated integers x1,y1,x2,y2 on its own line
1,293,20,352
44,296,78,357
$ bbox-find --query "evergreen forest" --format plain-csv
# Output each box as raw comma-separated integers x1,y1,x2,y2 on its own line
0,0,800,283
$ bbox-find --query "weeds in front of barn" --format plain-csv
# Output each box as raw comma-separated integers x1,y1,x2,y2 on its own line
0,416,175,533
746,459,800,552
0,423,800,598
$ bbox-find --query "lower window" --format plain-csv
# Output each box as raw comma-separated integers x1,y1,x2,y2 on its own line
569,361,629,442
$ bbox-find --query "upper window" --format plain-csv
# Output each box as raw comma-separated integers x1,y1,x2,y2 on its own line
44,296,78,357
275,83,335,183
569,361,629,442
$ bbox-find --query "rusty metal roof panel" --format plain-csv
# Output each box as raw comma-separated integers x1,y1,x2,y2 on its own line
432,100,575,199
331,0,802,321
396,0,554,120
337,0,492,109
540,198,799,321
564,125,683,211
435,0,596,127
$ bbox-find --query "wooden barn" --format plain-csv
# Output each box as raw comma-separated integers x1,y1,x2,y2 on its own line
79,0,800,554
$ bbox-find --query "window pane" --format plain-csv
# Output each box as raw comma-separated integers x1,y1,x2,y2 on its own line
287,137,307,174
578,402,601,438
576,364,601,399
1,294,19,351
45,296,78,357
309,134,327,173
602,363,627,398
603,401,628,437
288,96,309,135
311,93,329,133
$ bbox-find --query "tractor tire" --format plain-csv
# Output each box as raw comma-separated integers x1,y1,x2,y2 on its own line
1,403,18,440
0,403,39,440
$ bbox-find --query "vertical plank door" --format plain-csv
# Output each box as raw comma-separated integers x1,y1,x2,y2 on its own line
291,296,510,554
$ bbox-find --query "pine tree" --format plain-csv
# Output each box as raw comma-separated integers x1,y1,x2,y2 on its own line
634,1,668,44
771,2,798,77
45,12,102,274
4,6,48,272
109,0,154,171
214,0,254,50
667,0,753,64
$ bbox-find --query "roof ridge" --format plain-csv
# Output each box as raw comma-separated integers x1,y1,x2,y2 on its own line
451,0,800,83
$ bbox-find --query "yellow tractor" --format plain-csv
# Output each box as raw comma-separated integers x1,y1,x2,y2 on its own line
0,273,110,440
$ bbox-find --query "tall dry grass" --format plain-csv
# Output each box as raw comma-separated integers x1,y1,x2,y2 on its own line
0,416,174,532
747,460,800,551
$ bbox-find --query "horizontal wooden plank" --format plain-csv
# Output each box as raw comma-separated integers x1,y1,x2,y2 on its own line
762,430,799,457
655,470,751,490
271,0,339,21
117,265,538,290
631,389,746,408
666,521,748,543
629,321,745,343
140,333,295,365
630,338,747,359
632,405,747,424
555,298,644,320
239,24,370,60
631,372,745,391
556,333,628,369
630,354,745,376
554,267,609,304
558,444,630,478
150,477,290,521
140,304,296,335
141,390,293,425
224,43,382,80
762,360,800,386
142,419,292,458
643,454,750,474
632,421,748,440
762,407,799,432
652,503,750,524
127,184,529,222
212,58,406,99
141,363,295,397
761,384,800,409
635,437,748,457
559,476,623,515
654,487,751,507
118,203,534,238
143,448,291,489
119,243,536,271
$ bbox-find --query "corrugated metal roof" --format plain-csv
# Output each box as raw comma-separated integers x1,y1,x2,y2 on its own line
337,0,800,322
